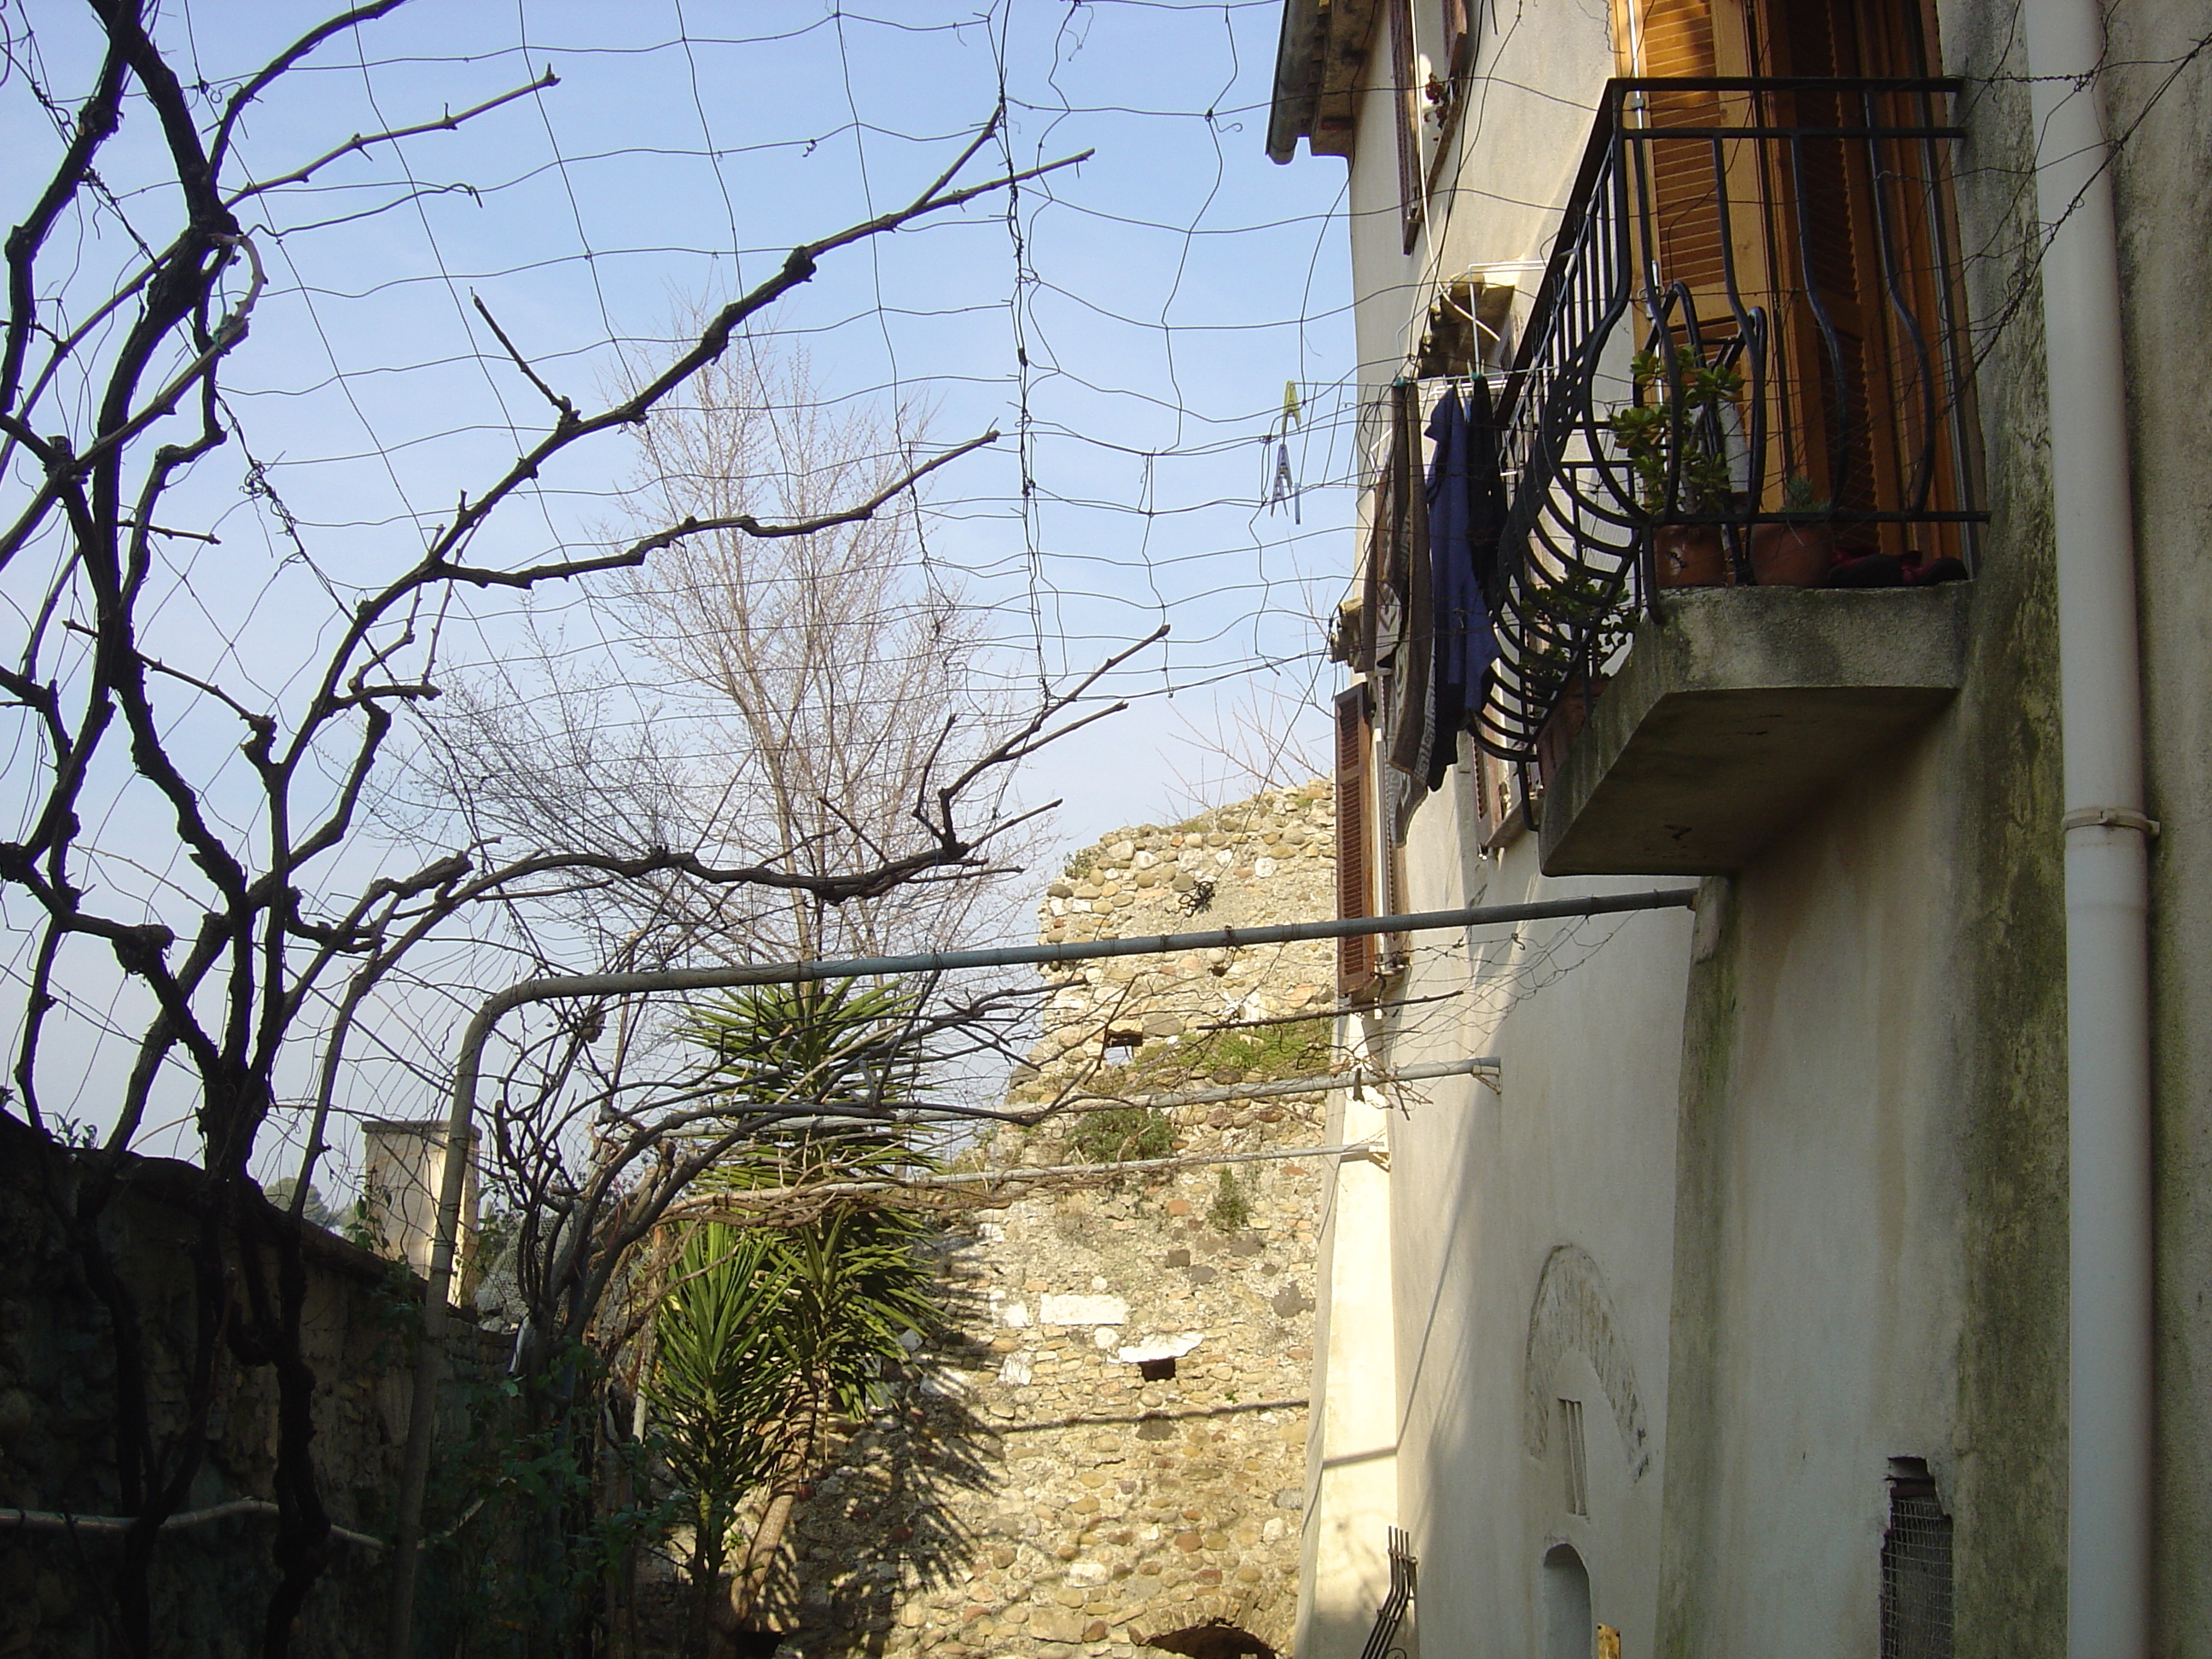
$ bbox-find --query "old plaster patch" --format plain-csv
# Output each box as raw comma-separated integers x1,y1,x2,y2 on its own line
1039,1292,1127,1326
1522,1242,1651,1479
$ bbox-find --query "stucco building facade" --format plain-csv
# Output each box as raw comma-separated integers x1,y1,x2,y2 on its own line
1264,0,2211,1654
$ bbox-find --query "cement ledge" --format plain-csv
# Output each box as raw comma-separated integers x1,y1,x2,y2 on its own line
1537,585,1971,876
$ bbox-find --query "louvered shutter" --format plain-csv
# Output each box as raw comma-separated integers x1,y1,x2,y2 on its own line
1334,685,1377,999
1440,0,1473,76
1627,0,1731,300
1390,0,1424,251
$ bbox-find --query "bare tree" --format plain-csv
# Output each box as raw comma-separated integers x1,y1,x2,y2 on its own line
621,342,1031,963
411,341,1033,979
1161,672,1334,819
0,7,1086,1653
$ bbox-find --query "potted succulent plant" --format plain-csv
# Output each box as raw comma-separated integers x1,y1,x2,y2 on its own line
1528,568,1634,783
1610,346,1744,587
1750,474,1837,586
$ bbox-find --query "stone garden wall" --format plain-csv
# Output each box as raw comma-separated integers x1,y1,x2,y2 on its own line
768,783,1340,1659
0,1115,513,1659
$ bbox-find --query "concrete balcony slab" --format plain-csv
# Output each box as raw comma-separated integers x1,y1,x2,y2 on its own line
1537,585,1970,876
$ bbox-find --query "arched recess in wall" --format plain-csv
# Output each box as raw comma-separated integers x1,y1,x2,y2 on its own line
1522,1243,1652,1479
1541,1544,1595,1659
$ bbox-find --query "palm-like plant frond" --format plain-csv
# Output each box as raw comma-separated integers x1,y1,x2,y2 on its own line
646,979,949,1644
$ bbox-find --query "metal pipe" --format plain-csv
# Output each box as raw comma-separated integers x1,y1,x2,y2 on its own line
700,1055,1505,1134
2,1499,384,1551
382,886,1695,1656
689,1057,1503,1207
2021,4,2157,1653
1051,1054,1499,1113
705,1138,1392,1210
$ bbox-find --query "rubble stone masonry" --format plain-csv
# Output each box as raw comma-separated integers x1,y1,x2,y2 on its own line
771,782,1338,1659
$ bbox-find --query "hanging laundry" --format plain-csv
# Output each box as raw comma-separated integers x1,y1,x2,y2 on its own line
1424,381,1503,792
1465,372,1508,615
1383,381,1435,830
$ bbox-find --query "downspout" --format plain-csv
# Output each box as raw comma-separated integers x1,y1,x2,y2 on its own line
2019,5,2157,1655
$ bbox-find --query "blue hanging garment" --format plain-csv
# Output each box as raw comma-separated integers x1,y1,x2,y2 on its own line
1425,384,1501,791
1465,373,1506,618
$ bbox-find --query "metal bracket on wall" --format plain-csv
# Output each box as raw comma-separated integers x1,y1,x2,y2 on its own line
2060,805,2160,838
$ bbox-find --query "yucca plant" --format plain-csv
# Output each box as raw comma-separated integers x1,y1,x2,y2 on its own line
649,981,945,1655
679,979,924,1123
648,1223,792,1654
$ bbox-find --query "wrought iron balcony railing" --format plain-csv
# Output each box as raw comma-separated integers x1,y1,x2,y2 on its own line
1471,78,1984,766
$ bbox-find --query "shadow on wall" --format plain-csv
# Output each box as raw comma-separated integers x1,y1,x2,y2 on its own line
747,1293,1000,1653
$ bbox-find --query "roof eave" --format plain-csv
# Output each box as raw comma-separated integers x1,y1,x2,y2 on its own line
1266,0,1326,163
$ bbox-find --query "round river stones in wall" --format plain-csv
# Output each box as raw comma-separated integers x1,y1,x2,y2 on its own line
759,785,1336,1659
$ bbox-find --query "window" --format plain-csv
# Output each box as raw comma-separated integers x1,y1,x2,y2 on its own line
1559,1397,1591,1516
1439,0,1474,79
1389,0,1425,250
1469,745,1526,849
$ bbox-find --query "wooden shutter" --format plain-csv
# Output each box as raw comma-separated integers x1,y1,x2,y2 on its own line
1390,0,1424,251
1633,0,1718,75
1335,685,1377,999
1440,0,1474,76
1621,0,1731,300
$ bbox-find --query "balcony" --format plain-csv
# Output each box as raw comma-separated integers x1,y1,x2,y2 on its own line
1469,79,1984,874
1537,585,1967,876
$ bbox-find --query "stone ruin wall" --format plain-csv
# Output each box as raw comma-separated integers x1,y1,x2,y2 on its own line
769,782,1339,1659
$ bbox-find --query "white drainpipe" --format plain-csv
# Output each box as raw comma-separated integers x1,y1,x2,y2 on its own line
2020,3,2157,1654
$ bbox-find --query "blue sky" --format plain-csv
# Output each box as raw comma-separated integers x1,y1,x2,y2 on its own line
119,0,1359,837
0,1,1361,1165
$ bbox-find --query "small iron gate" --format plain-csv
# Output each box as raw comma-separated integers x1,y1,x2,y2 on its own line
1359,1526,1419,1659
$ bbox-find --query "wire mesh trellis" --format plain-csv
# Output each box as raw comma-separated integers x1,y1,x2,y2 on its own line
1881,1458,1955,1659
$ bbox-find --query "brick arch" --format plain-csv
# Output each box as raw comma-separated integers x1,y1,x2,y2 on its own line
1522,1243,1651,1479
1138,1588,1290,1658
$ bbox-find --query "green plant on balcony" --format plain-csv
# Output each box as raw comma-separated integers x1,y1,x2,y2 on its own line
1610,347,1744,512
1526,568,1634,678
1610,346,1744,585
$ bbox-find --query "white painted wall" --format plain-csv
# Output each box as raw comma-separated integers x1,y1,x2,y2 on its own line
1296,1067,1404,1659
1278,0,2158,1650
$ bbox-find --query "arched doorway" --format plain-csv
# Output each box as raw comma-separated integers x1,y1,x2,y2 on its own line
1542,1543,1592,1659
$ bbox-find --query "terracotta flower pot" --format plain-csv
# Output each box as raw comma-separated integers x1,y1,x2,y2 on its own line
1654,524,1729,587
1535,670,1609,787
1749,521,1836,587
